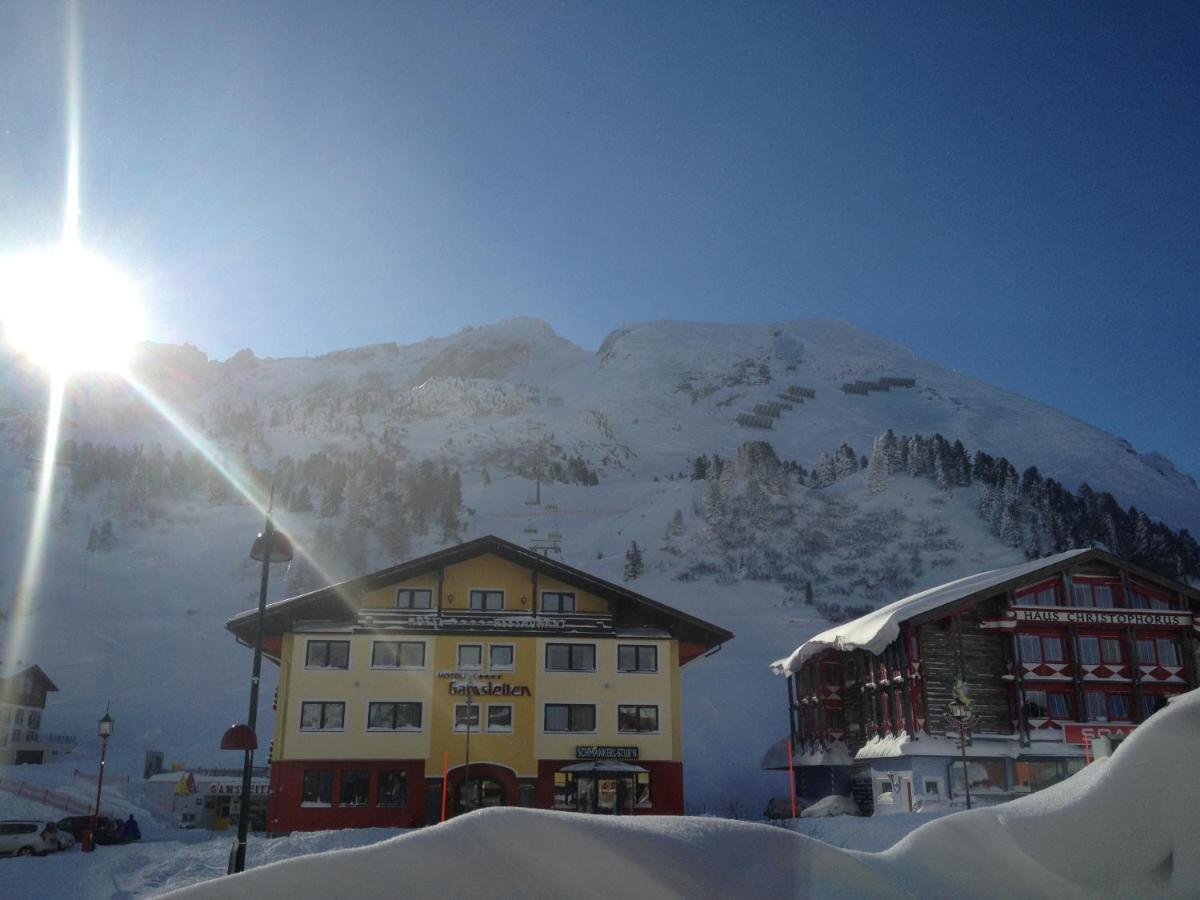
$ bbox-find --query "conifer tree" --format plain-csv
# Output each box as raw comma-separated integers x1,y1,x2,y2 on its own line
623,541,644,580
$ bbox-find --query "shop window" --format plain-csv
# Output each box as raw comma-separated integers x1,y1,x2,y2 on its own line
636,772,652,808
553,772,577,809
544,703,595,733
948,759,1007,797
487,705,513,733
617,705,659,733
489,645,515,671
396,589,432,610
469,590,504,611
301,770,333,806
546,643,596,672
617,645,657,673
371,641,425,669
340,770,369,806
305,640,350,669
542,592,576,613
453,704,480,733
1012,758,1085,793
457,644,483,670
367,701,422,731
377,771,407,807
300,701,345,731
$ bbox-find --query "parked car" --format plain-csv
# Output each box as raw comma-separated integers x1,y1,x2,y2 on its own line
55,815,123,846
51,825,75,851
0,821,58,857
799,794,861,818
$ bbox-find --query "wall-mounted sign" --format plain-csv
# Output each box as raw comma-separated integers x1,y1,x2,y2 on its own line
1063,723,1136,745
449,681,532,697
575,746,639,760
358,611,612,634
206,782,270,796
1012,608,1190,627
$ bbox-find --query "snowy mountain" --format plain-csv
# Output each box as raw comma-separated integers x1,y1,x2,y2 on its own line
2,317,1197,812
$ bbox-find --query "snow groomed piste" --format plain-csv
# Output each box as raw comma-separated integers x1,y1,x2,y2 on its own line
162,688,1199,899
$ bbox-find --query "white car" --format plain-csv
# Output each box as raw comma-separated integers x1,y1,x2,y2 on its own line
0,820,58,857
799,795,860,818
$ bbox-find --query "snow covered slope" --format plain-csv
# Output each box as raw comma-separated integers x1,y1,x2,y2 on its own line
1,317,1196,815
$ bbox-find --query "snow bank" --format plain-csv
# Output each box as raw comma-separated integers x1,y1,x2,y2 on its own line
161,689,1200,900
770,548,1091,675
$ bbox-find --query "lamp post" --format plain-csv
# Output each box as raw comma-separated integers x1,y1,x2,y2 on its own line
225,491,292,874
945,697,980,810
86,705,114,851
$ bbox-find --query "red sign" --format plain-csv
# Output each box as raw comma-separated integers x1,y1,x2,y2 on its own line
1063,723,1136,745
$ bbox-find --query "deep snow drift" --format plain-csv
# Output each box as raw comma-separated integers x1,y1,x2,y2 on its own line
157,689,1199,900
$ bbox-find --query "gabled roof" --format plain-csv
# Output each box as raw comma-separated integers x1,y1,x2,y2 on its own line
0,663,59,693
226,534,733,652
770,547,1200,676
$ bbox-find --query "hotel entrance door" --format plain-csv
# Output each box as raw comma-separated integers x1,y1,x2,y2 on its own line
561,760,648,815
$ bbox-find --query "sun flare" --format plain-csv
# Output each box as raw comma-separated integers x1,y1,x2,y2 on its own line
0,245,143,376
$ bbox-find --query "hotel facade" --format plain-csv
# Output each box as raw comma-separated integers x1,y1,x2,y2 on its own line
226,535,732,832
768,548,1200,814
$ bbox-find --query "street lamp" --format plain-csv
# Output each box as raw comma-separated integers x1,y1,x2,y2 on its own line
85,705,114,852
945,692,980,810
225,491,292,874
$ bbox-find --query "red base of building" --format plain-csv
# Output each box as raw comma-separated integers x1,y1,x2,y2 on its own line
267,759,684,832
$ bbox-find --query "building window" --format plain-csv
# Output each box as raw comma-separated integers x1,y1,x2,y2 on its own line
923,779,941,799
489,645,515,671
301,770,333,806
542,591,576,613
617,645,658,673
340,770,370,806
546,643,596,672
1070,581,1118,608
1085,691,1131,722
1127,585,1171,610
1078,635,1124,666
487,705,513,733
396,588,433,609
1022,690,1072,719
14,709,26,726
470,590,504,611
948,758,1007,797
367,701,422,731
300,701,345,731
377,770,407,807
1138,638,1181,667
457,644,483,670
618,704,659,733
636,772,651,808
544,703,596,733
1012,758,1086,793
1016,583,1060,607
0,708,9,725
1142,692,1177,717
1019,634,1065,664
371,641,425,669
305,640,350,669
1106,692,1131,721
454,704,480,732
27,711,41,730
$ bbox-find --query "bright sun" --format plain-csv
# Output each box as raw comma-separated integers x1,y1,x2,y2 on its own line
0,245,143,377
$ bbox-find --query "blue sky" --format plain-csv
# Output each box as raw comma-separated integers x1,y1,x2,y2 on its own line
1,2,1197,479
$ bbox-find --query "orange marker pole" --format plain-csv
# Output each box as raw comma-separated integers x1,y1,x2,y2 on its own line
787,739,797,821
440,750,449,822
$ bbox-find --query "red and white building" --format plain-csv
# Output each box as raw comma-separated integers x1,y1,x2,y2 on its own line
768,548,1200,813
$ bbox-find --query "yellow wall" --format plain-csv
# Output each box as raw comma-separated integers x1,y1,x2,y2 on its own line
272,555,680,776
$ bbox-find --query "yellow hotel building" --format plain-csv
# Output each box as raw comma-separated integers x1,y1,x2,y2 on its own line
225,535,732,831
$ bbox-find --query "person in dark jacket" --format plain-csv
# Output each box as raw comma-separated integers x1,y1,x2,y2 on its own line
122,814,141,842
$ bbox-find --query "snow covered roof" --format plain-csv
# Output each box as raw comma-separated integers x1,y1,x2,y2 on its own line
0,662,58,692
227,534,733,657
771,548,1099,675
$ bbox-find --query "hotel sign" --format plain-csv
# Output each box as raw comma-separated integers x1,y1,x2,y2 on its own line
575,746,639,760
1063,723,1136,745
1012,608,1189,627
360,612,612,634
